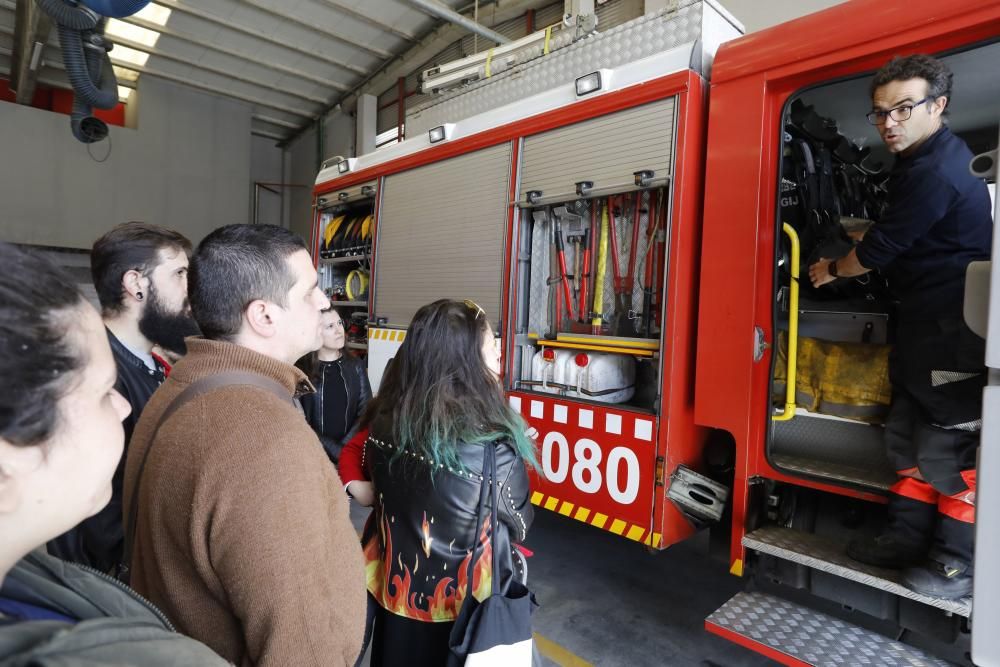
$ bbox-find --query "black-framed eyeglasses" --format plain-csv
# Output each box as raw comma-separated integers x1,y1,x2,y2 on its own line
866,97,932,125
463,299,485,320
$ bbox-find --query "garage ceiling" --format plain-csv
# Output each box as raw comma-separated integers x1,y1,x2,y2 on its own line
0,0,553,142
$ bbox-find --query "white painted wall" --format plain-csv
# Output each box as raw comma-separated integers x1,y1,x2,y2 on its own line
285,108,356,244
0,76,252,250
250,134,285,227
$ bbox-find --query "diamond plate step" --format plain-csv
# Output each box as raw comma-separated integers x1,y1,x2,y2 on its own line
744,526,972,617
771,453,896,492
706,590,953,666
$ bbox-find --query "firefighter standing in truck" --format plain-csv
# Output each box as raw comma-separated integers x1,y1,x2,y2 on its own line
809,54,993,599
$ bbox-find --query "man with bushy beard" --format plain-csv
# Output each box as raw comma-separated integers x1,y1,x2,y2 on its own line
48,222,201,574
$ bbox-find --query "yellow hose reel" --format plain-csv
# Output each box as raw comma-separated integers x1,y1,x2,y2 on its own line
345,269,370,301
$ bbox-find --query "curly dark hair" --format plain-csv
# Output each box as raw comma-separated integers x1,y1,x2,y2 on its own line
0,243,88,446
870,54,953,111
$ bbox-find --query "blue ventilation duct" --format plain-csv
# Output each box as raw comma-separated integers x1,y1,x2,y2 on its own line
36,0,152,143
79,0,150,19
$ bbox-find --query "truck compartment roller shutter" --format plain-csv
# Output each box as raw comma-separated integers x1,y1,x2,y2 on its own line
373,142,513,327
519,96,675,204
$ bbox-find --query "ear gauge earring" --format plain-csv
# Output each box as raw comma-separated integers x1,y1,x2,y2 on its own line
136,291,144,301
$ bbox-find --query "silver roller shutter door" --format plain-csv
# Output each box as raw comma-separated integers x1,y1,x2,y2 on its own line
374,143,512,327
519,97,676,203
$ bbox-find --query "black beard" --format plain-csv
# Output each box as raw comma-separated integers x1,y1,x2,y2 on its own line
138,286,201,356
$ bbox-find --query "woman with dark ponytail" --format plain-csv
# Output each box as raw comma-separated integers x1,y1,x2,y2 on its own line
359,298,536,666
0,243,226,665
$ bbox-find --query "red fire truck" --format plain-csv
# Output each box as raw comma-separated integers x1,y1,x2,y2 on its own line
312,1,1000,663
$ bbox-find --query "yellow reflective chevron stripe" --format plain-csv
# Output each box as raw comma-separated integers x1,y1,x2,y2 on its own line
530,492,662,548
368,328,408,343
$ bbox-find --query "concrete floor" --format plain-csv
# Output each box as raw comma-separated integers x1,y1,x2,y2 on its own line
350,502,777,667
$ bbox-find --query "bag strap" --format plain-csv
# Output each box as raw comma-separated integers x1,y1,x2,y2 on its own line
486,444,502,590
120,371,295,580
462,443,501,601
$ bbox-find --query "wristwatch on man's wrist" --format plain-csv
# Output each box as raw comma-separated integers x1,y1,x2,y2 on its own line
829,259,839,278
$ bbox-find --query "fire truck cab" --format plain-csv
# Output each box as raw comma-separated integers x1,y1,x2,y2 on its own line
698,1,999,663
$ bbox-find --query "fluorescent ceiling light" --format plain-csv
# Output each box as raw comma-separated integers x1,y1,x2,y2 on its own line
110,44,149,67
105,19,161,47
117,85,133,102
135,3,171,25
113,66,140,82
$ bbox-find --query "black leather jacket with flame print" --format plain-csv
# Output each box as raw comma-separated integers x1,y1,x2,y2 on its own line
362,416,533,622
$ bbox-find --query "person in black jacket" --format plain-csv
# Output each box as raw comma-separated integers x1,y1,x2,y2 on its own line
48,222,200,574
301,306,372,463
809,55,992,598
358,299,536,666
0,243,226,666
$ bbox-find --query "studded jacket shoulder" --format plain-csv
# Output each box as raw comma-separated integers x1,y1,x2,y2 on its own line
362,420,533,622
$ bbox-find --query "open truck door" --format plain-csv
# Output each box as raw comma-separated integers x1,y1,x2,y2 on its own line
699,1,1000,663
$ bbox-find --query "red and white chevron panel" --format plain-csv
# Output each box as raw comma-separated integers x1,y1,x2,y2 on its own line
508,391,661,546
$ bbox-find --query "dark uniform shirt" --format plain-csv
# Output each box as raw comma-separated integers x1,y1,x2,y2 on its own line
855,126,993,321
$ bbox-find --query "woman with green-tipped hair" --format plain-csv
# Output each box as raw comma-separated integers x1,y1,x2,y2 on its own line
358,298,537,666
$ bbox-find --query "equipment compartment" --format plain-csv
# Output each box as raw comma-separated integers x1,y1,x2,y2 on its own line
317,181,376,353
511,188,668,411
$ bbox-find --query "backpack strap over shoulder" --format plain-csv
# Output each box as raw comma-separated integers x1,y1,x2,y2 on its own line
120,372,295,582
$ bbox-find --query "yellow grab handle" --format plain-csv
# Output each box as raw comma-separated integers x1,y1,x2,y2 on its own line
773,223,800,422
590,201,610,334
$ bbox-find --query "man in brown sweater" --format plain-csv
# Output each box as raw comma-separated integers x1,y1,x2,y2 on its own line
123,224,366,666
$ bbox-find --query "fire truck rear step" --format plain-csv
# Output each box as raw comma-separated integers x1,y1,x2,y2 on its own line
771,412,896,492
743,526,971,617
705,590,953,666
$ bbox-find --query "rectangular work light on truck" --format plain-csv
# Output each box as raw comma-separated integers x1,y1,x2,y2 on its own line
428,123,456,143
575,71,605,96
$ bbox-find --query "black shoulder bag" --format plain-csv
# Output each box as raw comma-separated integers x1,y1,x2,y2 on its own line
447,442,538,666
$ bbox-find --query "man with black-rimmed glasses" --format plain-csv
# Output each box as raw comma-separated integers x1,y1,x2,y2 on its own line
808,54,993,598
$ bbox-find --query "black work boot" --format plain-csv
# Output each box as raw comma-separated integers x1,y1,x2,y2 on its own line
846,534,928,569
902,560,973,599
